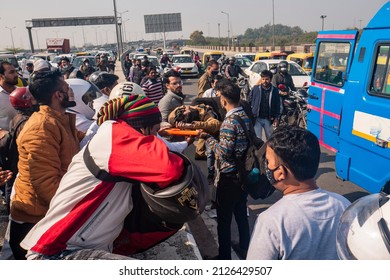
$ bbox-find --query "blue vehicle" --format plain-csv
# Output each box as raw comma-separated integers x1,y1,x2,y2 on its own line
307,2,390,194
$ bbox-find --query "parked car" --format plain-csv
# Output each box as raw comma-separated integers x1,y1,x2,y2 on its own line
287,53,314,74
254,51,288,61
50,54,75,68
134,54,163,75
234,57,253,70
244,59,310,89
72,56,97,69
171,54,199,77
202,51,225,65
0,53,19,69
234,53,256,62
29,52,56,62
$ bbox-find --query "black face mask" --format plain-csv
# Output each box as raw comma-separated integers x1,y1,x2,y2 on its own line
61,92,76,108
265,159,282,185
211,70,219,76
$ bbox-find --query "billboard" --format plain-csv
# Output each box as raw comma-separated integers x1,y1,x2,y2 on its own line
144,13,182,33
26,16,116,28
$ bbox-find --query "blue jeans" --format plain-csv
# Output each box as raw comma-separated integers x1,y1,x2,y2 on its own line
254,117,273,140
206,143,215,176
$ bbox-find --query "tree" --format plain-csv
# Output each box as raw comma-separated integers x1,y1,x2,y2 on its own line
189,30,207,45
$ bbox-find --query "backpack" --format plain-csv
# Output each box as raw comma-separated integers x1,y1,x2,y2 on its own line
0,115,29,173
233,115,275,200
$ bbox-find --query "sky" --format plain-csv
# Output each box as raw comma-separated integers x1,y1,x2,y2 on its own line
0,0,388,51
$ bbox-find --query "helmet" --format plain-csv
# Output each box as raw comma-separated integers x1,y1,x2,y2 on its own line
66,79,103,119
278,60,288,73
68,69,84,79
336,193,390,260
228,57,236,63
109,81,145,99
140,152,209,224
10,87,33,109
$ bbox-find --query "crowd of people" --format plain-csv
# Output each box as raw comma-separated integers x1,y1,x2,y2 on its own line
0,51,387,261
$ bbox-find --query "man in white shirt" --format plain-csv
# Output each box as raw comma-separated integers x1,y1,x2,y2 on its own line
89,72,119,119
0,61,18,130
247,126,351,260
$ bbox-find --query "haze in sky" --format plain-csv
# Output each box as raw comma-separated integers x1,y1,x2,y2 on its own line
0,0,387,51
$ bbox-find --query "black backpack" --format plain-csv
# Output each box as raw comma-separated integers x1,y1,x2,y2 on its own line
232,115,275,200
0,115,29,173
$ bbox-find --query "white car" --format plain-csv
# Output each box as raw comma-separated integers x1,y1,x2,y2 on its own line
244,59,310,89
234,53,256,62
134,54,163,76
171,54,199,77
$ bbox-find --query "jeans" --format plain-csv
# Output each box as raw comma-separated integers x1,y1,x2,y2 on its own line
206,143,215,176
9,220,35,260
254,117,273,140
216,172,250,260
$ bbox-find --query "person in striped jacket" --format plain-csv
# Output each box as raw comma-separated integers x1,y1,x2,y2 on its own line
141,66,164,105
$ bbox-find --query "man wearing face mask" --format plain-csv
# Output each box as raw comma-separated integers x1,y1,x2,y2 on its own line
247,126,350,260
198,60,219,97
9,70,84,259
59,57,75,79
271,61,296,92
225,57,249,80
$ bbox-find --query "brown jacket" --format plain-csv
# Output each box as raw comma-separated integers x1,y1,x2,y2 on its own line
168,104,221,158
11,105,83,223
197,72,212,98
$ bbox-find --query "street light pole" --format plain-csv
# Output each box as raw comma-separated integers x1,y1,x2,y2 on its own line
320,15,327,31
218,23,221,40
272,0,275,48
221,11,230,49
122,19,130,45
116,9,129,53
5,26,16,54
34,28,40,51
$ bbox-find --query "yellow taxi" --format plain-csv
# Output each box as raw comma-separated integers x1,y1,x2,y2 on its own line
287,53,314,74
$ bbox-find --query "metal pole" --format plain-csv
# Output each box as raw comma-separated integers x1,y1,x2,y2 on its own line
113,0,122,57
82,26,86,48
218,23,220,40
26,27,34,53
34,29,40,51
5,26,16,54
272,0,275,48
320,15,327,31
221,11,230,49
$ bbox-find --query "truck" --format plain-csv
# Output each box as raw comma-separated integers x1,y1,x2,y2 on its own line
46,38,70,54
307,1,390,194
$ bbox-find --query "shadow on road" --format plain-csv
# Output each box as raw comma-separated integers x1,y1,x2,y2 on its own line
320,152,335,163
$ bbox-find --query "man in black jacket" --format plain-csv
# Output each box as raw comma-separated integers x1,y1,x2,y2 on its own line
271,60,296,91
248,70,281,140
